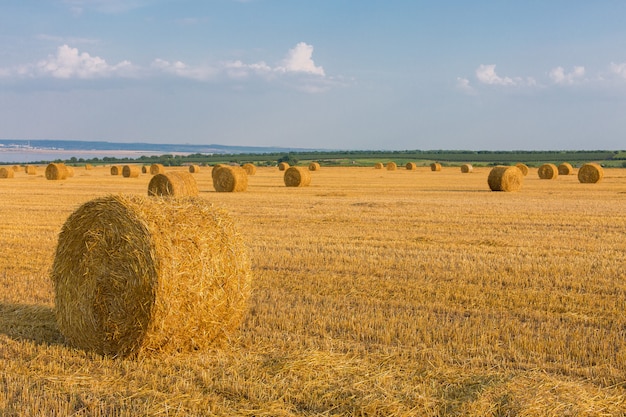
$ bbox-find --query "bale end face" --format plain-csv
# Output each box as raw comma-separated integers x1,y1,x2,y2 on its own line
284,166,312,187
538,164,558,180
148,172,199,197
213,166,248,192
578,163,604,184
488,166,523,192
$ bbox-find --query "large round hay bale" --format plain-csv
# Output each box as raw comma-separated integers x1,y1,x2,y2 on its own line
150,164,165,175
538,163,558,179
243,163,257,175
45,163,69,180
278,162,290,171
122,165,140,178
558,162,574,175
308,162,321,171
148,172,198,197
406,162,417,170
284,166,311,187
578,163,604,184
488,166,523,192
0,167,15,178
461,164,473,173
386,162,397,171
374,162,384,169
12,165,21,172
515,163,529,176
110,165,123,176
213,166,248,192
430,162,442,172
188,165,201,174
25,165,37,175
51,194,252,358
211,164,225,179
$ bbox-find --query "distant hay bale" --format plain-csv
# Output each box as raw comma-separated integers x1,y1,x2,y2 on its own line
12,165,20,172
45,163,69,180
110,165,123,176
150,164,165,175
122,165,140,178
461,164,473,173
25,165,37,175
85,164,94,170
538,163,558,179
148,172,199,197
374,162,384,169
51,194,252,358
406,162,417,170
515,163,529,176
142,166,148,174
578,163,604,184
558,162,574,175
243,163,257,175
308,162,321,171
65,166,75,178
386,162,397,171
213,166,248,192
278,162,290,171
284,166,311,187
488,166,524,192
188,165,201,174
430,162,442,172
0,167,15,178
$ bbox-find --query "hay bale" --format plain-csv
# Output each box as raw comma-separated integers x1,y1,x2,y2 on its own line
12,165,21,172
148,172,199,197
386,162,397,171
85,164,94,170
243,163,257,175
0,167,15,178
188,165,201,174
110,165,123,176
150,164,165,175
488,166,523,192
308,162,321,171
430,162,442,172
25,165,37,175
65,166,75,178
122,165,140,178
538,163,558,179
45,163,69,180
578,163,604,184
461,164,473,173
142,165,148,174
284,166,311,187
278,162,290,171
406,162,417,170
515,163,529,176
213,166,248,192
211,164,225,179
51,194,252,357
558,162,574,175
374,162,384,169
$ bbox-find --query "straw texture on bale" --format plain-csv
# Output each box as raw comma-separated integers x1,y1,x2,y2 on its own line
25,165,37,175
578,163,604,184
142,166,148,174
12,165,20,172
461,164,473,173
66,166,75,178
515,163,529,176
278,162,290,171
284,166,311,187
45,163,69,180
0,167,15,178
405,162,417,170
213,166,248,192
148,172,198,197
538,164,558,180
51,194,252,358
110,166,123,176
150,164,165,175
188,165,201,174
430,162,442,172
243,163,257,175
374,162,384,169
122,165,140,178
386,162,397,171
488,166,524,192
558,162,574,175
211,164,225,179
308,162,321,171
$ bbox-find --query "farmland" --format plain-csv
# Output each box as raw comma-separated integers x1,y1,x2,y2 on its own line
1,164,625,416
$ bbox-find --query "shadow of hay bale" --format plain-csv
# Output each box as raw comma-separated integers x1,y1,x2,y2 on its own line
0,303,64,345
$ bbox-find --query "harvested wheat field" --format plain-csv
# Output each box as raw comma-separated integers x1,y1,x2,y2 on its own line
1,165,625,416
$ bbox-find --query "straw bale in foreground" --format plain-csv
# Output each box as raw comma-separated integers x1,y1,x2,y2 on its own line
243,163,257,175
558,162,574,175
578,163,604,184
461,164,473,173
515,163,529,176
0,167,14,178
51,194,252,357
430,162,442,171
538,164,558,179
278,162,290,171
488,166,523,192
213,166,248,192
45,163,69,180
122,165,140,178
386,162,397,171
284,166,311,187
150,164,165,175
406,162,417,170
308,162,321,171
148,172,199,197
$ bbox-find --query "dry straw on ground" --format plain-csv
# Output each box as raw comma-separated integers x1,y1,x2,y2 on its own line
24,165,37,175
284,166,312,187
278,162,290,171
45,163,69,180
51,194,252,358
558,162,574,175
110,166,123,176
0,167,15,178
515,163,529,176
538,163,558,179
122,165,140,178
148,172,199,197
386,162,397,171
488,166,524,192
406,162,417,170
188,165,201,174
578,163,604,184
430,162,442,171
213,166,249,192
308,162,321,171
150,164,165,175
243,163,257,175
374,162,384,169
461,164,473,173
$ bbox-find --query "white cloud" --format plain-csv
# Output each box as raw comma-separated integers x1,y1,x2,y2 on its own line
36,45,134,79
151,58,217,81
276,42,325,76
609,62,626,79
475,64,516,86
549,66,585,85
456,77,475,94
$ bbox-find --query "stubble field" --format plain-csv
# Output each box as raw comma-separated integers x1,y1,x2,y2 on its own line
1,164,625,416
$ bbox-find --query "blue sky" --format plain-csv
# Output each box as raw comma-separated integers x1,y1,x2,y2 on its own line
1,1,626,150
